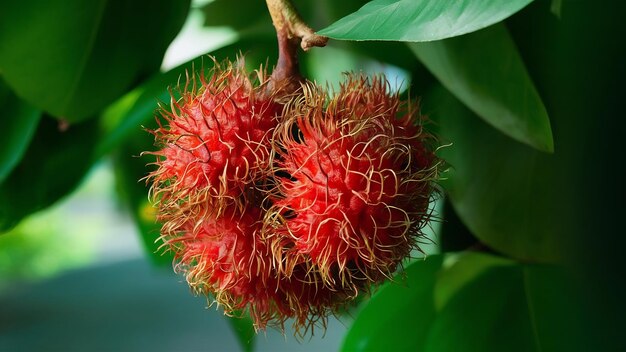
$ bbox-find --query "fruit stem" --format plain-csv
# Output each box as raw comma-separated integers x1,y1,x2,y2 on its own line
265,0,328,95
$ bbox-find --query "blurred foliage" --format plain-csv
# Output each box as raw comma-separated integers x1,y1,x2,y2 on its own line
0,0,190,121
0,0,622,350
0,211,94,286
0,165,116,288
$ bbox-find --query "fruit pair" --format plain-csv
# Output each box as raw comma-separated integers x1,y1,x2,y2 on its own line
147,58,440,332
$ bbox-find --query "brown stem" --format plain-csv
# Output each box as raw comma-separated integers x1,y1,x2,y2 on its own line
265,0,328,96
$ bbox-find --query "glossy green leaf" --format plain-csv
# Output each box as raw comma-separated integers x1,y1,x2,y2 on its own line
424,263,583,352
0,117,100,232
0,79,41,183
342,255,443,351
427,86,569,262
318,0,533,42
434,252,513,310
0,0,190,121
410,24,553,152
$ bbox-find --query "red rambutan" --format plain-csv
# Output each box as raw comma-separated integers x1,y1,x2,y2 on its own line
147,63,440,334
265,74,440,290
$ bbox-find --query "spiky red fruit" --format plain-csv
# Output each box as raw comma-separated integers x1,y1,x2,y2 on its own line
266,75,439,289
148,63,440,333
149,60,279,211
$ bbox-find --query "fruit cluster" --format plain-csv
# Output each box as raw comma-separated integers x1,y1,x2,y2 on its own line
147,59,440,333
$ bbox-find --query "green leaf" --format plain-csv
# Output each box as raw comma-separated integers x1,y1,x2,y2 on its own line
0,79,41,183
0,116,100,232
318,0,533,42
342,255,444,352
426,86,569,263
424,263,583,352
409,24,553,152
434,252,513,310
0,0,190,121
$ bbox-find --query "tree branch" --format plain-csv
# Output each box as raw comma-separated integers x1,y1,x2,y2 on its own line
265,0,328,96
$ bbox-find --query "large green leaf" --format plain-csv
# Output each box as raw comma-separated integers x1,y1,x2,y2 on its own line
424,262,582,352
318,0,533,42
0,116,100,232
410,24,553,152
426,86,568,262
342,255,444,351
0,79,41,183
0,0,190,121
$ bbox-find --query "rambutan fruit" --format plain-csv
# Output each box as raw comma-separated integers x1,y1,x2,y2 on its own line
146,61,440,334
265,74,440,290
148,59,280,214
